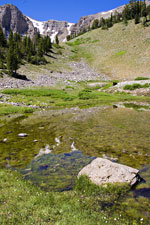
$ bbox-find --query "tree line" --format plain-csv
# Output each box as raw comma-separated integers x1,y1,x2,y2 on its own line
0,28,61,77
67,0,150,41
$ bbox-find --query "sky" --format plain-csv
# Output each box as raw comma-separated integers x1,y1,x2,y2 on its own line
0,0,129,23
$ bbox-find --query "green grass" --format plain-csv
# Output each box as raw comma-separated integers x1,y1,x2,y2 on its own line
2,88,76,101
116,50,126,56
135,77,150,80
1,169,149,225
0,104,34,115
67,37,91,46
67,20,150,80
124,83,150,90
1,87,150,111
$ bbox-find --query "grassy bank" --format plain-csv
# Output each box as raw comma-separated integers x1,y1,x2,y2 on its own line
1,86,150,115
0,169,149,225
67,20,150,80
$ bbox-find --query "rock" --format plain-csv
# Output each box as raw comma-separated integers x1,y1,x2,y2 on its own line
0,4,36,38
78,158,141,187
18,133,28,137
3,138,7,142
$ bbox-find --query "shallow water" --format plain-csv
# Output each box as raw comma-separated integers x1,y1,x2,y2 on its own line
0,104,150,191
18,151,95,192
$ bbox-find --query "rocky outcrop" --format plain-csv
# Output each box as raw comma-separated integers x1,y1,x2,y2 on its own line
0,4,74,41
70,5,125,36
78,158,141,187
26,17,74,42
0,3,126,41
70,1,150,36
0,4,36,38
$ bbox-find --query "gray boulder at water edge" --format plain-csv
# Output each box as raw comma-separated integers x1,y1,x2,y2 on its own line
78,158,141,187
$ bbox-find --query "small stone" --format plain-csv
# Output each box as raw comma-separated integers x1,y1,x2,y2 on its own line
18,133,28,137
3,138,7,142
34,140,38,143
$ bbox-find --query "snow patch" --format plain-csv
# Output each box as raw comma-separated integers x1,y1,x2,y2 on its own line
27,16,45,34
67,23,73,35
51,31,58,42
101,9,114,15
63,22,74,42
101,12,107,15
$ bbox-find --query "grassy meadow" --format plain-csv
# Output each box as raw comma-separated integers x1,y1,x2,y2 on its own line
67,20,150,80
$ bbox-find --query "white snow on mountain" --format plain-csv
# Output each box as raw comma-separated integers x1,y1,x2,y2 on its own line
67,23,74,35
63,22,74,42
51,31,58,42
27,16,45,34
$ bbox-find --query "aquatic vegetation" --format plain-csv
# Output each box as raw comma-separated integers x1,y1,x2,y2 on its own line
0,104,34,115
19,151,95,192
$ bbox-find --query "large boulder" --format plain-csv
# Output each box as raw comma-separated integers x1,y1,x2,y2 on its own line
78,158,141,187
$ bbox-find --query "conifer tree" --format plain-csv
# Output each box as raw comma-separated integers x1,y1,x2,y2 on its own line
8,30,13,47
135,13,140,24
0,26,7,47
92,19,99,29
141,0,147,18
55,35,59,45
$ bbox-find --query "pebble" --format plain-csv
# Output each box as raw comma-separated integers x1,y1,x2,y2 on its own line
3,138,7,142
18,133,28,137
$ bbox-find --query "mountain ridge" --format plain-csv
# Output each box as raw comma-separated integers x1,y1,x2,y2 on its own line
1,1,150,41
0,3,125,41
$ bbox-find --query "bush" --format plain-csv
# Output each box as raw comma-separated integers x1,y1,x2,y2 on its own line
30,55,47,65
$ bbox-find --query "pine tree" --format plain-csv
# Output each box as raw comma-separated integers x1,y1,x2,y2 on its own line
100,17,106,29
92,19,99,29
37,39,44,57
7,42,20,76
55,35,59,45
141,0,147,18
135,13,140,24
7,46,14,76
0,26,7,47
8,30,14,47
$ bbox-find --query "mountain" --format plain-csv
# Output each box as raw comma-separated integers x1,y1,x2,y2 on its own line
0,2,150,41
70,5,125,36
0,4,36,38
0,3,74,41
26,16,74,42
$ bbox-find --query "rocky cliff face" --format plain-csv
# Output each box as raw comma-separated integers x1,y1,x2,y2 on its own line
70,5,125,36
26,16,74,42
0,4,74,41
0,4,36,38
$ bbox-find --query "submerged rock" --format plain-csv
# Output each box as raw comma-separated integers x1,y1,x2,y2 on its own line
18,133,28,137
78,158,141,187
